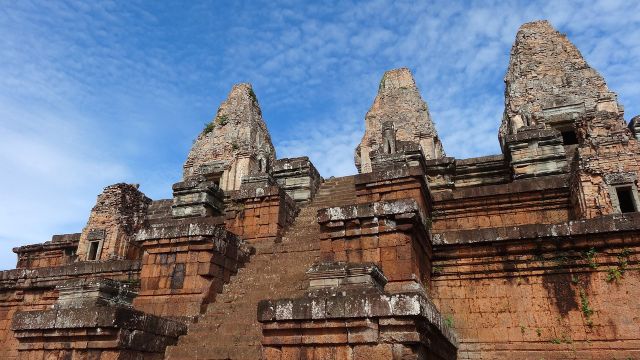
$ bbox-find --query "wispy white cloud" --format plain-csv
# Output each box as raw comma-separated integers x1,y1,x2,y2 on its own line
218,0,640,161
0,99,130,269
0,1,196,269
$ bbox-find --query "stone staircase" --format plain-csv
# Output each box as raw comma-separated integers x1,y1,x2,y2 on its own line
164,176,357,360
312,176,357,208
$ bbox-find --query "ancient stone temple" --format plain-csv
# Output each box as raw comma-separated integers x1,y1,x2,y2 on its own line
2,20,639,360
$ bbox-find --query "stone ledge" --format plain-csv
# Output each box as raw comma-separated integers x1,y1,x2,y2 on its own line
14,233,81,254
424,157,455,167
432,174,568,201
12,278,187,354
272,156,322,204
13,240,78,254
354,164,426,186
227,174,285,200
135,221,253,263
51,233,82,243
504,127,559,143
135,218,228,241
173,178,219,193
272,156,318,173
54,278,136,309
0,260,140,289
432,212,640,245
258,290,457,347
306,262,387,291
456,154,505,166
12,306,186,353
318,198,423,223
172,177,225,218
13,306,185,337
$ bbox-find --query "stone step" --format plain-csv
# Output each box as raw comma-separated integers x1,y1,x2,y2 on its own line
176,332,261,345
314,190,356,197
319,186,355,191
317,186,354,191
316,189,355,195
166,344,261,360
165,179,359,359
320,178,354,183
316,195,354,200
188,322,257,333
316,188,355,193
312,202,354,208
315,196,356,201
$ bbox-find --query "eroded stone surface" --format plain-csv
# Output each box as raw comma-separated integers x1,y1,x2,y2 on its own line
355,68,445,173
171,176,225,218
75,183,151,262
630,116,640,140
258,263,458,360
500,20,618,142
12,279,186,358
272,156,322,203
183,83,276,191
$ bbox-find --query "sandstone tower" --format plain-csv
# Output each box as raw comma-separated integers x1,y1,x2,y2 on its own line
500,21,618,141
2,20,640,360
183,83,277,191
355,67,445,173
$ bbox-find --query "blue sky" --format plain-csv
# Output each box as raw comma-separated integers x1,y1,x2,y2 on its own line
1,0,639,269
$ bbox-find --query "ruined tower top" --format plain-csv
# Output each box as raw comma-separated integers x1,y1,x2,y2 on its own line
183,83,276,190
499,20,619,143
355,67,445,173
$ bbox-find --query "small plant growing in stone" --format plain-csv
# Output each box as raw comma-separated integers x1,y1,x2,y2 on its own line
248,88,257,103
582,248,598,269
432,266,444,274
231,142,239,151
579,289,594,327
550,335,572,344
378,73,387,91
203,122,215,135
444,315,454,328
552,252,570,265
520,325,526,335
216,114,228,126
536,328,542,337
606,267,623,283
619,247,631,259
606,248,630,283
236,202,245,213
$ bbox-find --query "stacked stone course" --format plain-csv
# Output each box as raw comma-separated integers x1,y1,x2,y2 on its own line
14,233,80,269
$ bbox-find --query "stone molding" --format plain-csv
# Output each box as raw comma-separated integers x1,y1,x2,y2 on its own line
12,279,186,355
258,262,457,359
432,212,640,245
0,260,140,290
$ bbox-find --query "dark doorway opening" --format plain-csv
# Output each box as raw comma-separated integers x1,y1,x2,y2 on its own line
561,130,578,145
88,241,100,260
616,187,636,213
